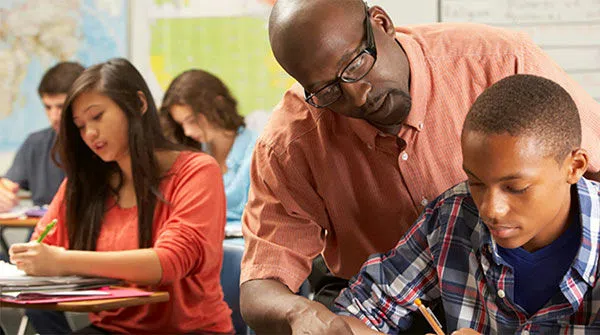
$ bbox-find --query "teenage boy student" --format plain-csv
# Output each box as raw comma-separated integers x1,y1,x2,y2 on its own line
0,62,84,212
335,74,600,334
240,0,600,333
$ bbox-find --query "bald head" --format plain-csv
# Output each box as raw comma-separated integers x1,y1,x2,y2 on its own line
269,0,366,81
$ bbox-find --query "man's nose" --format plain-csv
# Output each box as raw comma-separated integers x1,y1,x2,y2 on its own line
340,80,372,108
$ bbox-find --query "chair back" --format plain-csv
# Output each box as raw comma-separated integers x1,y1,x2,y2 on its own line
221,243,247,335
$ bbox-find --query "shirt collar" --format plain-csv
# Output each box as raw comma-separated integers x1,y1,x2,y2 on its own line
296,30,433,146
470,177,600,286
394,29,431,131
347,30,432,142
571,177,600,286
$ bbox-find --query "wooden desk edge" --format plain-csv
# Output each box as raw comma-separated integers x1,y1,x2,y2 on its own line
0,218,39,227
0,291,170,313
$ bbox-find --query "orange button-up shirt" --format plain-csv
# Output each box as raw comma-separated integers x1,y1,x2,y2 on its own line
241,23,600,292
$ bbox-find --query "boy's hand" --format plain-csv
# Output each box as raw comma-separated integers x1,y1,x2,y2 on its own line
9,242,67,276
0,178,19,212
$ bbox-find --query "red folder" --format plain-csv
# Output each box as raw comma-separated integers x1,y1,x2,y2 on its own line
0,287,152,304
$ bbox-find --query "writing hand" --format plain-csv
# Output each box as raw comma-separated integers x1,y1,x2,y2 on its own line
9,242,67,276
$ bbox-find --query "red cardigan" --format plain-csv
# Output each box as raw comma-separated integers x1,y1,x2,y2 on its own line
32,151,233,334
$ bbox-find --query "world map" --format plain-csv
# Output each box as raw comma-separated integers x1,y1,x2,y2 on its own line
0,0,127,150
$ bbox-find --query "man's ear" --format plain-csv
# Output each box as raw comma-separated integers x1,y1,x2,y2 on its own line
566,148,589,184
137,91,148,115
370,6,395,36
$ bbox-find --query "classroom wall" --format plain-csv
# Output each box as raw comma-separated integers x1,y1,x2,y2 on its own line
0,0,438,176
2,0,599,176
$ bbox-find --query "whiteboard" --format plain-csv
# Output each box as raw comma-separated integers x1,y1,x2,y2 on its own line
441,0,600,101
369,0,438,25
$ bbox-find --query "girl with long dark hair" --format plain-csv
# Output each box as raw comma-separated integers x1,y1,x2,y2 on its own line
9,58,234,335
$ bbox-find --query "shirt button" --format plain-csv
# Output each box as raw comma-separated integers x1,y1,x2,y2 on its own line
497,289,506,298
401,152,409,161
418,122,424,130
367,144,373,150
421,198,428,206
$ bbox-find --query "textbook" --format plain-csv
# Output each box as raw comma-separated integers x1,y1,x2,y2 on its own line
0,261,121,292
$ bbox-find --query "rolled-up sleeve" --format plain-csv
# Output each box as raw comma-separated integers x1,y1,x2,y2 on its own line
240,138,327,293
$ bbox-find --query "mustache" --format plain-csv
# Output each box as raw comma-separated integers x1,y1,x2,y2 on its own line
359,88,412,115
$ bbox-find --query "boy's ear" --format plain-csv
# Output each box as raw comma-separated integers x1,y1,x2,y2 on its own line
137,91,148,115
566,148,589,184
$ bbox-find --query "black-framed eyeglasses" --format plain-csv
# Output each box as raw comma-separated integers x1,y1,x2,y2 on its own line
304,2,377,108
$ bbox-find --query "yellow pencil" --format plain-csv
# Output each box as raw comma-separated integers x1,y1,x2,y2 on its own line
415,298,445,335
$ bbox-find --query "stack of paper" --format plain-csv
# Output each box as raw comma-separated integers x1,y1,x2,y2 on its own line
225,224,243,238
2,289,111,300
0,261,121,292
1,287,153,305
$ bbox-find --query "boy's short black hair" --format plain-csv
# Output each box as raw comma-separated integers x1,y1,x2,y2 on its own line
38,61,85,97
463,74,581,161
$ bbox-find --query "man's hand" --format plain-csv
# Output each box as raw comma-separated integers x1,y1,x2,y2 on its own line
428,328,481,335
450,329,481,335
288,299,355,334
0,178,19,212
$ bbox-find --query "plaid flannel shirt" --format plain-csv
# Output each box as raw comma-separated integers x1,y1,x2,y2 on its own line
335,178,600,334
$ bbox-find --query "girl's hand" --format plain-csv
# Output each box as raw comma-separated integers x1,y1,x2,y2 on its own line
9,242,67,276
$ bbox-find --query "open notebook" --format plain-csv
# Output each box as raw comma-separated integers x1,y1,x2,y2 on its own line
0,261,121,292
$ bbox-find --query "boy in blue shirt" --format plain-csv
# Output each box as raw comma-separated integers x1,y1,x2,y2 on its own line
335,74,600,334
0,62,84,211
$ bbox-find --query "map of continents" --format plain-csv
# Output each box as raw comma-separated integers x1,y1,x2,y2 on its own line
0,0,127,150
147,0,293,119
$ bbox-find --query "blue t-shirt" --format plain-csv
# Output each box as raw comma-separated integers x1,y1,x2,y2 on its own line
223,127,258,226
497,219,581,315
5,127,65,206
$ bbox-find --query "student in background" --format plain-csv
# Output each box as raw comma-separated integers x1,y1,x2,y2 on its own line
0,62,84,212
240,0,600,333
161,69,258,227
336,74,600,334
9,58,234,335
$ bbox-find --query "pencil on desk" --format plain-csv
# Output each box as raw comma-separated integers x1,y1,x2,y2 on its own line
36,219,57,243
415,298,445,335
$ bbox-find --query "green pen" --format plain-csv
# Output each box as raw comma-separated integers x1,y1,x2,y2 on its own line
36,219,58,243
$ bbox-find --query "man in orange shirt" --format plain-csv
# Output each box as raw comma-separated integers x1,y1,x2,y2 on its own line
240,0,600,333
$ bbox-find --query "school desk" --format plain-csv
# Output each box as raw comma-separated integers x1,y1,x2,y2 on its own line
0,217,38,256
0,289,169,335
0,290,170,313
